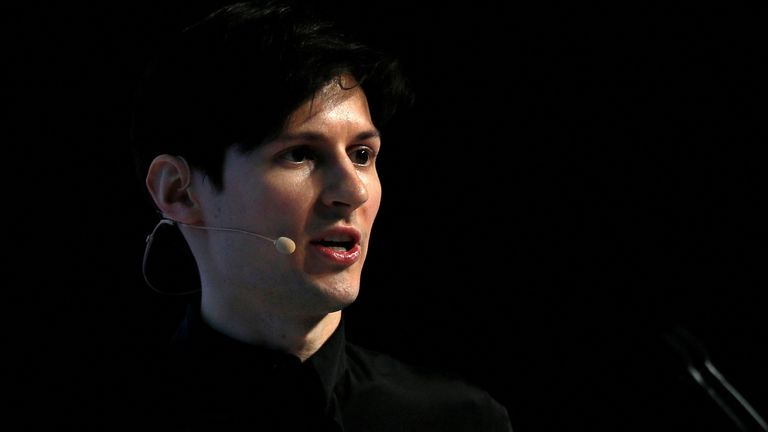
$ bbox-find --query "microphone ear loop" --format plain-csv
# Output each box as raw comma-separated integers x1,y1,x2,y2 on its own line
142,218,201,296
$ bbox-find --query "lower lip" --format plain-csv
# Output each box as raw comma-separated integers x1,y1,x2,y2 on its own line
309,243,361,266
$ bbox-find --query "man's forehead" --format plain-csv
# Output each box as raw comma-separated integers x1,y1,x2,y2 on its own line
284,77,369,128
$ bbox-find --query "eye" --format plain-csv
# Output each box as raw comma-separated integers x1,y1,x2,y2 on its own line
349,147,375,166
279,146,315,164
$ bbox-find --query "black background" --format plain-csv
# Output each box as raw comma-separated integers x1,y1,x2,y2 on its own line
6,1,768,430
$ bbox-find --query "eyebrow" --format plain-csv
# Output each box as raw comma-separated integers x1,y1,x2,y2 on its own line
276,129,381,143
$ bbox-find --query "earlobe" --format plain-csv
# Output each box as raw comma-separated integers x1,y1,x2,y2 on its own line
145,155,201,223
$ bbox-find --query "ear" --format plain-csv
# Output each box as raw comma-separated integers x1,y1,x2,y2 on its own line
145,155,202,224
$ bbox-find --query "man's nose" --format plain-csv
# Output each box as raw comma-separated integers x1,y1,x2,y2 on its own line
319,158,369,212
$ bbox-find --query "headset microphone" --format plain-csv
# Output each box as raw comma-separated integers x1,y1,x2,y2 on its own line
142,218,296,295
172,220,297,255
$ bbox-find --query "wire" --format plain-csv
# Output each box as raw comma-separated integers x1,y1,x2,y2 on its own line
142,219,201,296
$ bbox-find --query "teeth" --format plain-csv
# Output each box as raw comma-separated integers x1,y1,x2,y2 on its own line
322,235,352,242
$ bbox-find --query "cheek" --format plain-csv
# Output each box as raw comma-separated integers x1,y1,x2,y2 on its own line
260,175,314,224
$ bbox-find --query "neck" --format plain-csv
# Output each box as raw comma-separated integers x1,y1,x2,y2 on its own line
200,291,341,362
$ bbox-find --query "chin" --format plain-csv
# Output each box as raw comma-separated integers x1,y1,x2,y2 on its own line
312,276,361,311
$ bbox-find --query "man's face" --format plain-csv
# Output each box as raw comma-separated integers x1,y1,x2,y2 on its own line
192,78,381,315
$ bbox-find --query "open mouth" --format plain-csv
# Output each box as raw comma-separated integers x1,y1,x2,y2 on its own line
311,240,355,251
308,229,362,265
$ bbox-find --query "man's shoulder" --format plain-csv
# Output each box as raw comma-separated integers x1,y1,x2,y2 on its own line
343,343,513,431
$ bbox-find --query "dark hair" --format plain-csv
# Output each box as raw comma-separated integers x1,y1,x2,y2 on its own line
130,0,411,190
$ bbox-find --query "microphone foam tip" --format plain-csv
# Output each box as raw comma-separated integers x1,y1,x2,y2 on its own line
275,237,296,255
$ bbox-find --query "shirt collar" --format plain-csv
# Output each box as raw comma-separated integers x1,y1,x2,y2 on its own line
306,313,348,405
171,303,348,406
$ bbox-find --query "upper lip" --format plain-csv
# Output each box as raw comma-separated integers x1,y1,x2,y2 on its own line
310,226,362,245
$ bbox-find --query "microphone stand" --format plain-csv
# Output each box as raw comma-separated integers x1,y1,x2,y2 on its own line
663,326,767,432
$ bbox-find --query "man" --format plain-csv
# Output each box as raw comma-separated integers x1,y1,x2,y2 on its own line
130,1,512,430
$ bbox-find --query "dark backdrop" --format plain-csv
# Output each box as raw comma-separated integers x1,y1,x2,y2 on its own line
7,1,767,430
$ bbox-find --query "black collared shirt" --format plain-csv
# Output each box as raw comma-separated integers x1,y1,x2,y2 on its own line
141,305,513,431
